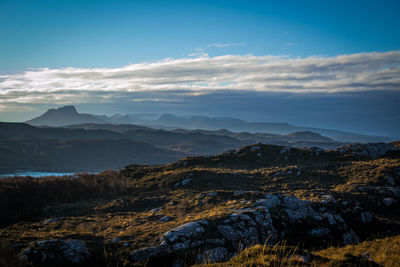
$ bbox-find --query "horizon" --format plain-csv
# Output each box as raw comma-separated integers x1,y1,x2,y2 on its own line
12,104,398,139
1,0,400,138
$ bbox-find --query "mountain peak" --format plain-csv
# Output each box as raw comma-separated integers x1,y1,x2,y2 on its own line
47,106,78,115
26,105,106,127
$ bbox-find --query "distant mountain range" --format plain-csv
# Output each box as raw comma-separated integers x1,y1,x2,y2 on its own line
1,118,343,171
25,106,392,143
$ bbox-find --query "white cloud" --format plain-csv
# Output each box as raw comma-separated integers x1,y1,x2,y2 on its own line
0,51,399,106
207,43,245,48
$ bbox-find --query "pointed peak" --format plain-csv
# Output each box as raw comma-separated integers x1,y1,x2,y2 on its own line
44,106,78,115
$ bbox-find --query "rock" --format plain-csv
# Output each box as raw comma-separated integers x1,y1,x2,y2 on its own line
149,207,162,213
172,258,185,267
382,197,397,207
130,246,167,262
159,216,172,222
238,214,256,226
197,247,228,263
259,194,281,208
111,237,121,243
175,178,192,187
343,230,360,245
387,176,395,186
20,239,90,263
131,193,361,264
334,214,345,224
360,212,373,223
206,191,218,197
321,213,336,225
233,190,245,196
217,223,260,247
387,187,400,198
44,217,65,224
172,241,190,251
307,228,330,237
206,238,226,246
321,195,336,203
282,195,309,209
217,225,238,242
361,252,372,261
190,240,205,248
337,143,398,158
60,240,91,263
198,191,218,199
181,178,191,185
310,147,324,156
162,220,208,243
282,196,315,222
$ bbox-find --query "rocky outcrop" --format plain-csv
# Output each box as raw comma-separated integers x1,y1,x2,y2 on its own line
337,143,398,158
19,239,90,264
196,247,228,263
130,193,362,264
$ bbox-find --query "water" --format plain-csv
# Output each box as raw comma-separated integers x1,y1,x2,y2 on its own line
0,171,98,178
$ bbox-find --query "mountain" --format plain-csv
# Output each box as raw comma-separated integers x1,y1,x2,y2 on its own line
0,122,343,171
25,106,107,126
25,106,392,143
154,114,391,143
285,131,333,142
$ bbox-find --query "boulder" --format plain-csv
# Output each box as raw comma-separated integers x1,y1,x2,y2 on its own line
162,220,208,243
197,247,228,263
20,239,90,263
382,197,397,207
129,193,362,264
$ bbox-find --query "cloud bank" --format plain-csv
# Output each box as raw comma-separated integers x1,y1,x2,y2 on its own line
0,51,399,106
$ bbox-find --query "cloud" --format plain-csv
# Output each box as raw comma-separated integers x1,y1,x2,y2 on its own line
0,51,399,107
206,43,245,48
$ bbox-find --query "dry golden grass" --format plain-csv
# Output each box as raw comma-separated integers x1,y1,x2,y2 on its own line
315,235,400,267
196,236,400,266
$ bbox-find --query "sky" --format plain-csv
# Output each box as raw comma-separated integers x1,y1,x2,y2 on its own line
0,0,400,137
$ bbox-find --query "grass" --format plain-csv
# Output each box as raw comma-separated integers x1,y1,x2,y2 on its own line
196,236,400,266
0,144,399,266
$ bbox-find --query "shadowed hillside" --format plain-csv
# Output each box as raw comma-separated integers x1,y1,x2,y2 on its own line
0,122,345,172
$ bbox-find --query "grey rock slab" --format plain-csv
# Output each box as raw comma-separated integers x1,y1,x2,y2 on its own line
197,247,228,264
162,220,207,243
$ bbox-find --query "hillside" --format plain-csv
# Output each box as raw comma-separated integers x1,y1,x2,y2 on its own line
0,122,343,171
24,106,392,143
0,142,399,266
25,106,107,127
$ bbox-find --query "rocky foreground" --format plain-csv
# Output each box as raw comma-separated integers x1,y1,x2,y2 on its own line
0,142,400,266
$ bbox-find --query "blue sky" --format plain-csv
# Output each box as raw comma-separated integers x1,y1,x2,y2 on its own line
1,0,399,71
0,0,400,137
